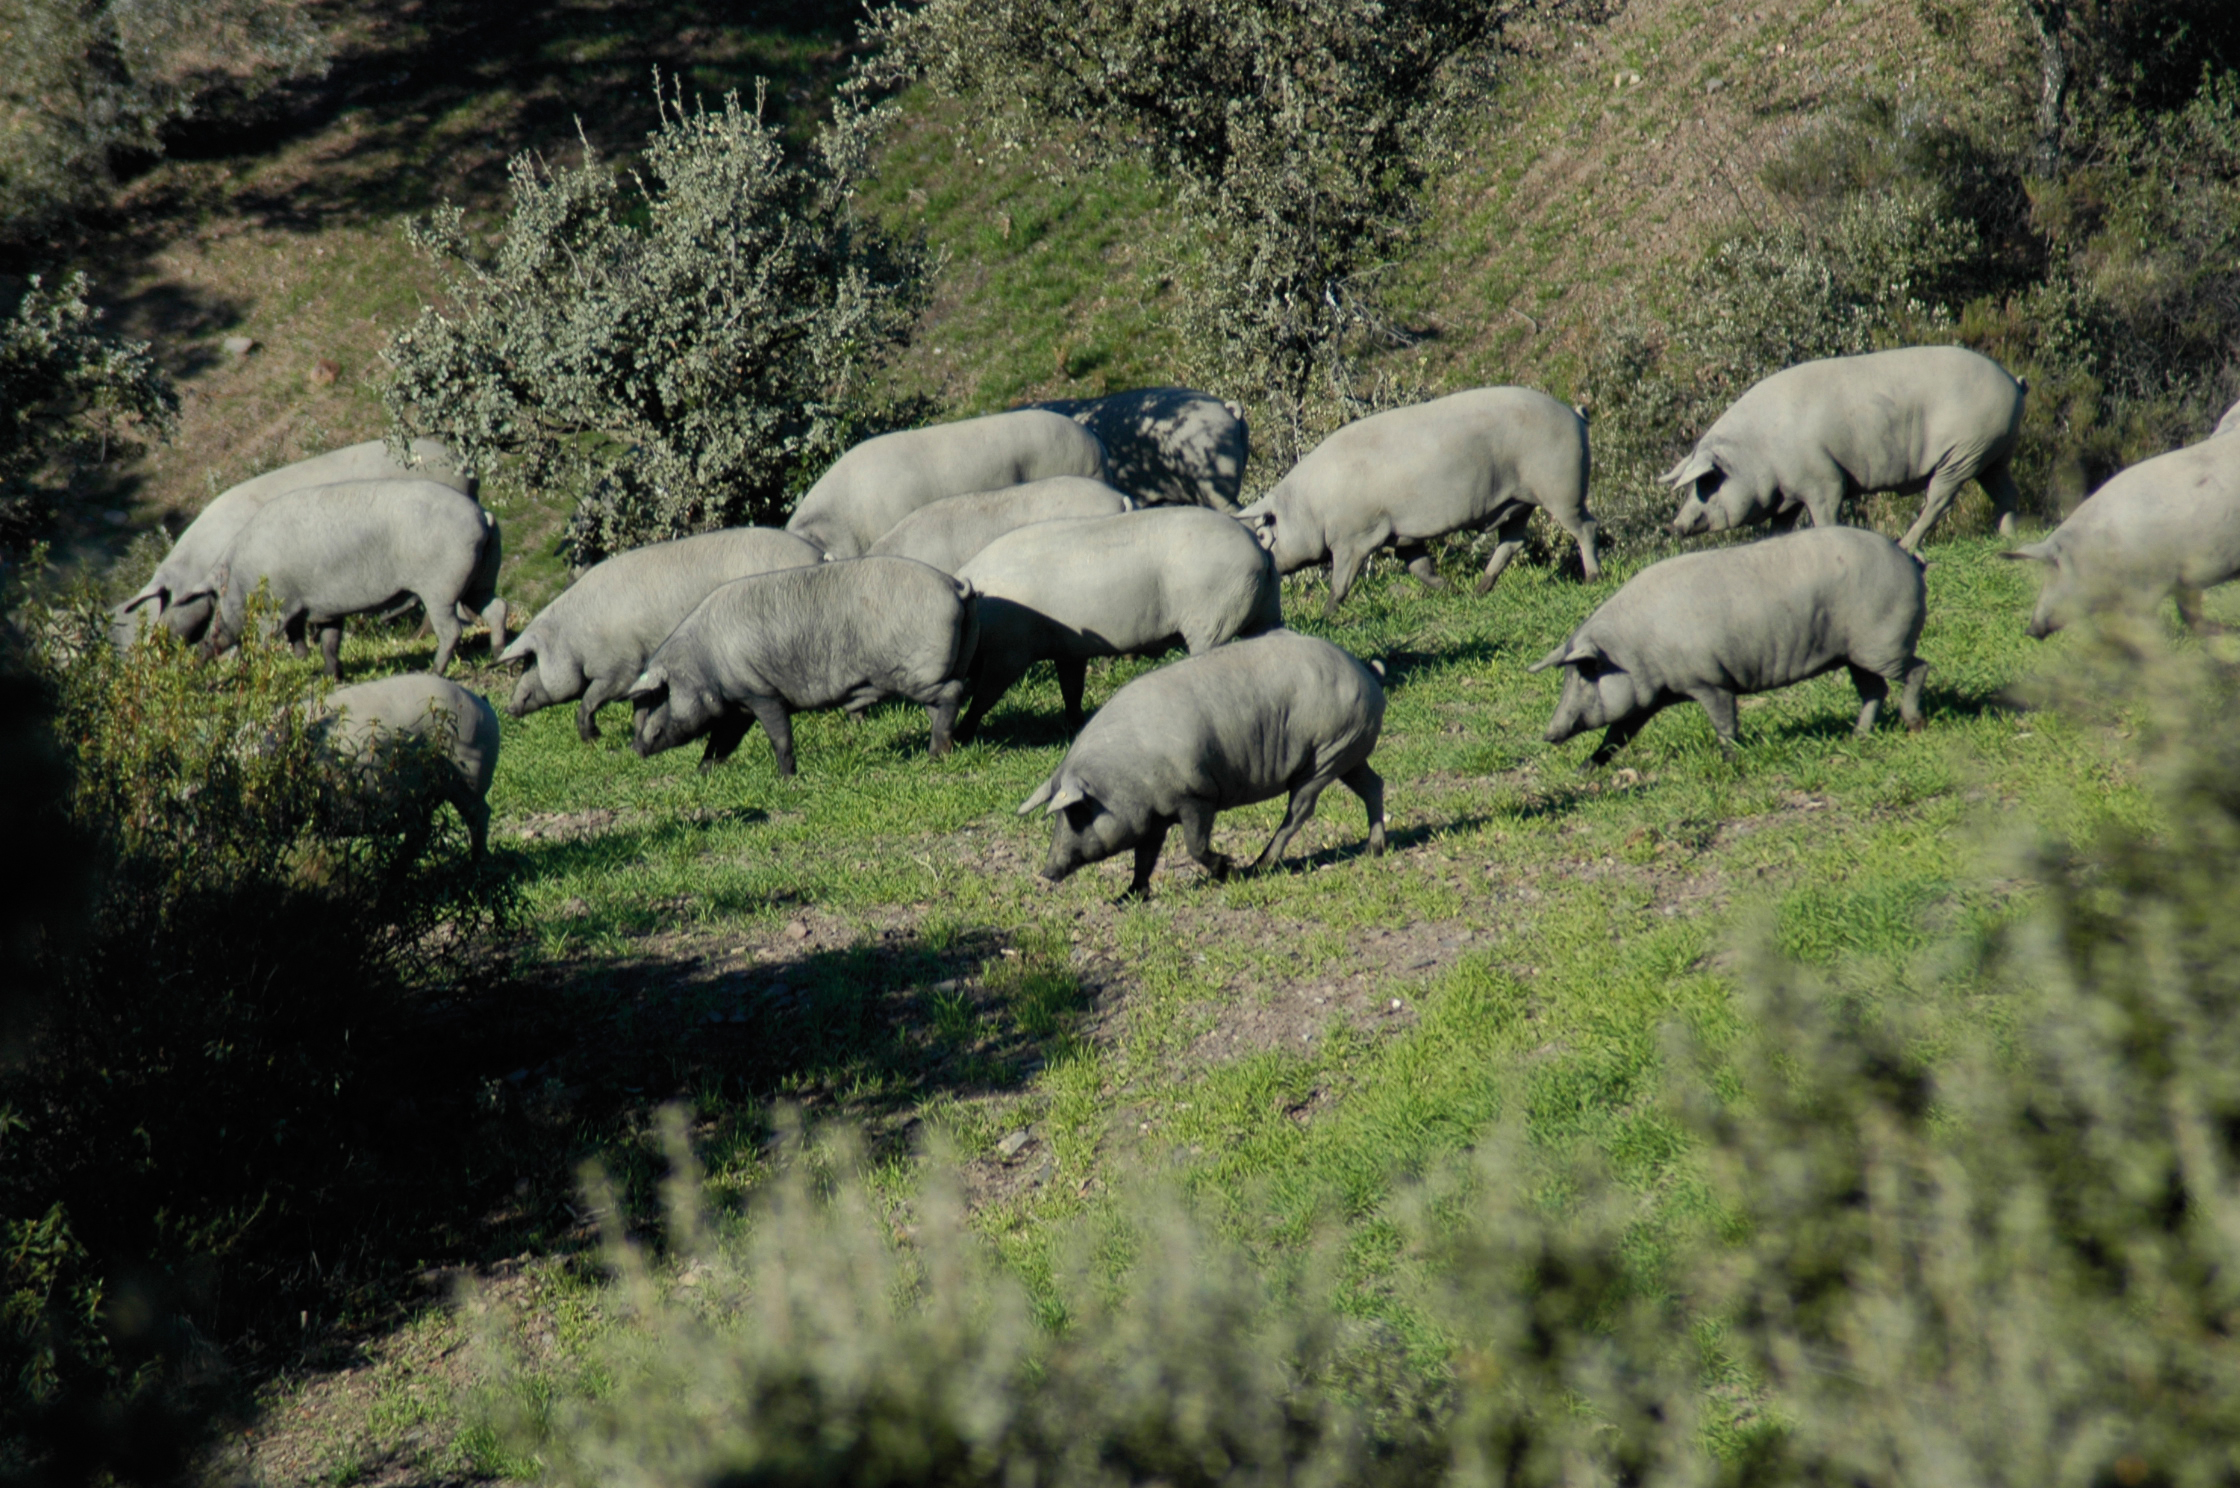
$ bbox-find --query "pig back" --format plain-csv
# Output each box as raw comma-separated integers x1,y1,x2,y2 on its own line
1286,387,1586,534
868,477,1131,572
957,506,1277,651
225,479,489,613
530,527,823,664
1591,528,1924,693
2056,439,2240,590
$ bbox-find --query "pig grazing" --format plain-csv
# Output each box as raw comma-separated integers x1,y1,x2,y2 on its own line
1532,527,1928,764
1237,387,1597,617
785,410,1108,559
1665,346,2026,553
196,479,507,679
501,527,822,740
2004,435,2240,636
1027,387,1249,511
1017,629,1386,898
308,673,501,859
626,557,976,776
114,438,472,646
866,477,1132,573
952,506,1282,742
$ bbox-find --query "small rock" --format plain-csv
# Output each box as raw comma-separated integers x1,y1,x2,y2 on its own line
931,978,962,994
785,919,810,940
1705,76,1727,94
309,358,340,386
101,509,129,526
222,335,258,358
1388,998,1404,1012
996,1129,1032,1159
559,896,590,918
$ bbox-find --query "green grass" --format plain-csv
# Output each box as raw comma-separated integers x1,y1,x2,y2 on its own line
273,532,2216,1470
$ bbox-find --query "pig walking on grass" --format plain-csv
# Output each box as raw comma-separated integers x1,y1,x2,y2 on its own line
626,557,977,776
501,527,822,740
785,410,1108,559
1237,387,1597,617
1532,527,1929,765
1027,387,1249,511
2004,433,2240,636
309,673,501,860
1018,629,1386,898
1665,345,2026,552
952,506,1282,742
113,438,472,647
196,479,507,679
866,477,1133,573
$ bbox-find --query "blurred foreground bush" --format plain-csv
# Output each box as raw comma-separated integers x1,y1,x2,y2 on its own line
478,628,2240,1487
0,580,511,1484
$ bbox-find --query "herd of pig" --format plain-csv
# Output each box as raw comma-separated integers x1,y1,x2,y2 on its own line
109,348,2240,895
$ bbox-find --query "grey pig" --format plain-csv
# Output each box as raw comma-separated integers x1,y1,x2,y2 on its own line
1666,345,2026,552
1533,526,1928,764
866,477,1132,573
195,479,507,678
2004,434,2240,636
1017,628,1386,898
113,438,472,647
308,673,500,859
1237,387,1597,617
786,409,1108,559
626,556,977,775
2214,398,2240,440
953,506,1282,742
501,527,822,740
1027,387,1249,511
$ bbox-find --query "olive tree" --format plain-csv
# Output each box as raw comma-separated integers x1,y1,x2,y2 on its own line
869,0,1566,464
383,81,927,564
0,272,178,544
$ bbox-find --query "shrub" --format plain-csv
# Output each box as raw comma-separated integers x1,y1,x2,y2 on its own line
0,0,326,245
0,273,177,546
870,0,1581,467
384,79,928,566
0,578,511,1482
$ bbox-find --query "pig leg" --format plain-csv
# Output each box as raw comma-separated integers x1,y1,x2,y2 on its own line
286,612,310,660
1690,688,1741,755
423,593,464,675
481,597,509,656
745,695,798,777
1899,466,1973,554
1898,659,1928,732
698,711,756,772
1178,797,1232,880
926,679,965,758
1056,658,1089,731
955,658,1030,744
1474,510,1532,595
1247,778,1330,872
2176,587,2226,635
1325,522,1390,617
1125,824,1169,900
1791,474,1847,531
1341,763,1386,856
1396,543,1447,592
1847,666,1889,735
1979,459,2022,538
1568,515,1602,584
319,623,343,680
577,674,626,741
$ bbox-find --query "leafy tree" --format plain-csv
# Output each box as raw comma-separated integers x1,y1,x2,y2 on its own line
0,0,326,243
384,80,928,565
870,0,1569,464
0,272,177,545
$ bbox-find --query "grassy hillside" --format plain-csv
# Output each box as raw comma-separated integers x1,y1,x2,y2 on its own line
17,0,2229,1480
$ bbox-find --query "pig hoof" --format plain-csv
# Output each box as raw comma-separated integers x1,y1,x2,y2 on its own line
1905,717,1926,734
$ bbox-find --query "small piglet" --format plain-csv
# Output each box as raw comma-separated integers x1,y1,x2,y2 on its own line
2005,433,2240,635
1017,629,1386,898
866,477,1132,573
954,505,1281,740
1532,527,1928,764
627,557,977,775
502,526,822,740
310,673,501,859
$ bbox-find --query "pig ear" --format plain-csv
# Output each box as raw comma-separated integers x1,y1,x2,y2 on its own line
1526,642,1569,674
1662,450,1719,489
1527,637,1601,673
1044,781,1087,815
626,666,669,702
2001,541,2055,564
1016,778,1056,816
1245,511,1277,552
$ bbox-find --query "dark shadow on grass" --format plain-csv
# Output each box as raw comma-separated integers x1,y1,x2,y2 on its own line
1756,681,2027,745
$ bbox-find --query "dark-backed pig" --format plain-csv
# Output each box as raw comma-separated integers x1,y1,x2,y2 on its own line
1665,346,2026,553
195,479,507,679
501,527,822,740
785,410,1108,559
113,437,473,647
1027,387,1249,511
1237,387,1597,617
308,673,501,859
2003,434,2240,636
626,556,976,776
1017,629,1385,898
866,477,1133,573
1531,527,1929,765
952,506,1282,742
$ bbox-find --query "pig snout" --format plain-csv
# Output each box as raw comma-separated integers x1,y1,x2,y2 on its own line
1671,501,1708,537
